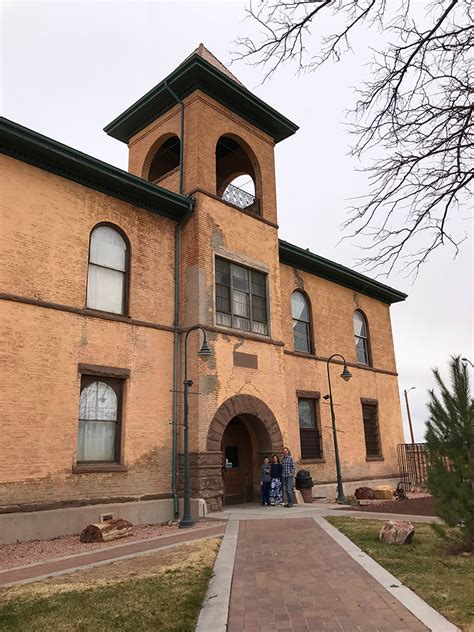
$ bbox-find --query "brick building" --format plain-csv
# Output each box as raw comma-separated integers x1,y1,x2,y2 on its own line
0,46,407,543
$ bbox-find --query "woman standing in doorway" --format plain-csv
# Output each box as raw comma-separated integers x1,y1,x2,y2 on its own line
270,455,283,505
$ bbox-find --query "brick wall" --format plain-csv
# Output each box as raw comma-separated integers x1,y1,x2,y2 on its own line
0,89,405,512
0,156,176,507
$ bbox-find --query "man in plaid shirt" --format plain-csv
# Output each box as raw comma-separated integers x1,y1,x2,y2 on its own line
281,447,295,507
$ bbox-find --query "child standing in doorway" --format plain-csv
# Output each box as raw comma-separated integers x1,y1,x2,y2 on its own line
260,457,271,506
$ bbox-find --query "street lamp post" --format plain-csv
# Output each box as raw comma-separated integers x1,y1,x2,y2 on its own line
404,387,416,444
179,325,212,529
325,354,352,505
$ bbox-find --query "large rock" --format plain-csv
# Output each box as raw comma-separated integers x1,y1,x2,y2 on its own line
373,485,394,500
355,487,375,500
379,520,415,545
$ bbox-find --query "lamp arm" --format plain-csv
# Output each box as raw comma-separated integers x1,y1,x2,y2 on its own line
183,325,208,382
326,354,349,398
327,353,348,366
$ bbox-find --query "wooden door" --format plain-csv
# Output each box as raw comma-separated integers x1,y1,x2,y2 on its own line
222,419,253,505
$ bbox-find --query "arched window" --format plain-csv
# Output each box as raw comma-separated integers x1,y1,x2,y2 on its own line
291,291,311,353
77,378,121,463
87,225,128,315
354,311,370,365
147,135,181,182
216,135,260,215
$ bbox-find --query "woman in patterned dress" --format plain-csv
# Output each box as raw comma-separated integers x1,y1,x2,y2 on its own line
269,454,283,505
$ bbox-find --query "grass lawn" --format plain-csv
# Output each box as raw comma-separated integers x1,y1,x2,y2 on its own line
326,517,474,631
0,538,220,632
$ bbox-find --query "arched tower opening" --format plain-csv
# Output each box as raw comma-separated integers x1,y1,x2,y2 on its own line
216,135,261,216
146,135,181,183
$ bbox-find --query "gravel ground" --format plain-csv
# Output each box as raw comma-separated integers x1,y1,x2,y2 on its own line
0,520,224,571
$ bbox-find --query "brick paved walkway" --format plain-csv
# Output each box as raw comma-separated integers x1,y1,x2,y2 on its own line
228,518,427,632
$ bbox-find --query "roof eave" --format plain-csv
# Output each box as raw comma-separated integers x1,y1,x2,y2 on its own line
0,117,194,221
278,240,407,304
104,55,299,144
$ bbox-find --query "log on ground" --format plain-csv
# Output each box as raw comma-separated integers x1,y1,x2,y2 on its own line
80,518,134,543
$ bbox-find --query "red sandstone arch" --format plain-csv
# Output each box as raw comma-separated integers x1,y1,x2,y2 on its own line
206,394,284,453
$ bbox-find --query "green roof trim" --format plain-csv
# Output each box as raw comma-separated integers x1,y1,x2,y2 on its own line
279,240,407,304
0,117,194,221
104,54,299,144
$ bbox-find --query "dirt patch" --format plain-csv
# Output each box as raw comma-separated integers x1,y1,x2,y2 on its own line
352,495,436,516
0,520,225,570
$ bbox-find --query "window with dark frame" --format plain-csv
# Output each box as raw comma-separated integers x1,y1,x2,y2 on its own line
354,311,370,365
361,401,382,457
298,398,323,460
225,446,239,468
215,257,268,335
77,376,123,463
291,291,311,353
87,225,128,315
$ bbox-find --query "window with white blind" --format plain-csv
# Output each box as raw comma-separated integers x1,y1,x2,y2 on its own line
354,311,370,366
77,377,122,463
291,291,312,353
215,257,268,335
86,225,128,315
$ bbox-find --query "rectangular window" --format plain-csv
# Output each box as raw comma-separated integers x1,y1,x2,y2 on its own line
361,401,382,457
298,398,323,460
215,257,268,335
225,446,239,468
77,376,123,463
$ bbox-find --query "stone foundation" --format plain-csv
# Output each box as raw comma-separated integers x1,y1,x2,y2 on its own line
180,451,224,513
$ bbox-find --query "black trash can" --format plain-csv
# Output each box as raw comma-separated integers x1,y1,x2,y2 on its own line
295,470,314,503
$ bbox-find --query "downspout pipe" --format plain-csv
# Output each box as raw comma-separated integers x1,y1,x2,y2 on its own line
165,81,184,194
165,80,185,517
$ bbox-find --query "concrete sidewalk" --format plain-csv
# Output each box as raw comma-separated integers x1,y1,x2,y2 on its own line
0,522,225,587
208,502,441,524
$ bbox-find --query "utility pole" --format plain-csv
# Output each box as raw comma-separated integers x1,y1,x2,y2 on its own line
404,387,416,444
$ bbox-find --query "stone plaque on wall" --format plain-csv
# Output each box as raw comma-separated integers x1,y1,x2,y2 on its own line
233,351,258,369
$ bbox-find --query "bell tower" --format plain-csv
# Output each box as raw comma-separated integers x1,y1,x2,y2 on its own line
104,48,298,511
104,44,298,226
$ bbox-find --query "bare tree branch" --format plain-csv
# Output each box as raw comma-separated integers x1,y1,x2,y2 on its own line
234,0,474,277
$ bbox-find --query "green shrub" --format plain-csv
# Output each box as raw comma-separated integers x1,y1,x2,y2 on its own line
425,355,474,546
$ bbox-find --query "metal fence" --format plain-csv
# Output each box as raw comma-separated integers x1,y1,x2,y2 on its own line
397,443,431,489
221,183,260,215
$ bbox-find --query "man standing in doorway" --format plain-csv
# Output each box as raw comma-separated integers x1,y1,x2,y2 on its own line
281,447,295,508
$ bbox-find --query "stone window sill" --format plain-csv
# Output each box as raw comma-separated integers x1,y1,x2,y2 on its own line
72,463,128,474
365,456,384,462
301,459,326,464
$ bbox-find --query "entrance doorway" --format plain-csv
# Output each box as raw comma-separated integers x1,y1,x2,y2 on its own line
206,394,284,510
222,418,253,505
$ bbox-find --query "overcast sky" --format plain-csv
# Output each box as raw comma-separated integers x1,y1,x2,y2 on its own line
2,1,472,442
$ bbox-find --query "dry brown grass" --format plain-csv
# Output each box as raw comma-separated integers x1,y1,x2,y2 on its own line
0,538,221,631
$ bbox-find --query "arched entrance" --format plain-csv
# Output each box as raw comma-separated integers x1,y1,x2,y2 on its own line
207,395,284,507
221,417,253,504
